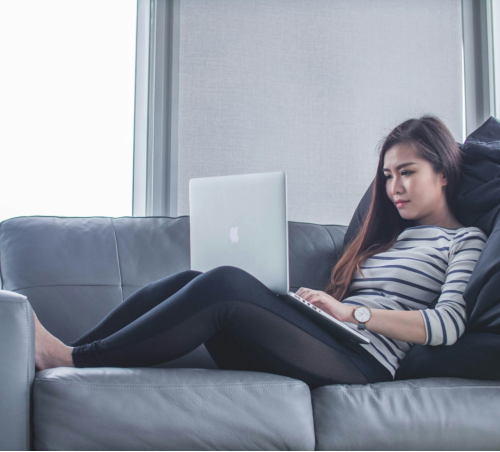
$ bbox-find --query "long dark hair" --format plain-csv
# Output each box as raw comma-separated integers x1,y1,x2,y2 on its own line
324,115,463,301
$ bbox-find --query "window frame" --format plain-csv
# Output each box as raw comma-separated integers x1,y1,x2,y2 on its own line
133,0,180,217
462,0,496,137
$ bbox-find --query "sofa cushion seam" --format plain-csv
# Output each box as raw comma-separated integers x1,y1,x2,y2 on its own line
110,218,124,302
322,225,338,260
314,385,500,392
34,380,306,389
11,284,124,292
0,298,28,304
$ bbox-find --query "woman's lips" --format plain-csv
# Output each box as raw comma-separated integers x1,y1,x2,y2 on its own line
396,201,409,208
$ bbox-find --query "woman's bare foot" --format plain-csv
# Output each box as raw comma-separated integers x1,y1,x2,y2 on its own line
33,310,75,371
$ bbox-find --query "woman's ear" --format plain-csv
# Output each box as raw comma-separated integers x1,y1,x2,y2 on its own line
440,172,448,187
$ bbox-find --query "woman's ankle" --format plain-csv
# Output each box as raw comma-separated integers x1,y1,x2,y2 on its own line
62,346,75,367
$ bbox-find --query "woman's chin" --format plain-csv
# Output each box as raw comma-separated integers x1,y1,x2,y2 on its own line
399,212,416,221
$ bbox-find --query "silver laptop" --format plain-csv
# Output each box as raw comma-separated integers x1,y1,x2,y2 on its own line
189,171,370,344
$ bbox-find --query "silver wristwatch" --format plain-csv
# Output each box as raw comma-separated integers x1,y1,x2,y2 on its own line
354,306,372,330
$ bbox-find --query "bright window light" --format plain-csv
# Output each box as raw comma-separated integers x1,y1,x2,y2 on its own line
0,0,137,223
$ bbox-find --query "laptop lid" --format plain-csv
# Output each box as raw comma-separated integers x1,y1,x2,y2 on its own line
189,171,288,295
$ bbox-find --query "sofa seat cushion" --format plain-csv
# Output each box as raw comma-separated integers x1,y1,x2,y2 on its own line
312,377,500,451
34,367,315,451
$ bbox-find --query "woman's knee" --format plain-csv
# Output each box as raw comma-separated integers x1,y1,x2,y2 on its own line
203,265,250,283
152,269,202,288
197,265,259,294
182,269,203,278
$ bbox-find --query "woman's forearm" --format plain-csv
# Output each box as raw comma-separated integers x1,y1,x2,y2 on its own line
342,305,427,345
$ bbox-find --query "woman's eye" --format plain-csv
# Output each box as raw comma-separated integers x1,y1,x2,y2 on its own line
383,171,412,180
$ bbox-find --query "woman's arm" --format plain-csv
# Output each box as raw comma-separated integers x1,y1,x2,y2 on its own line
296,287,427,344
342,306,426,345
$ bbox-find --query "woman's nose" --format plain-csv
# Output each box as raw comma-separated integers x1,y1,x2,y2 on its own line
390,177,404,195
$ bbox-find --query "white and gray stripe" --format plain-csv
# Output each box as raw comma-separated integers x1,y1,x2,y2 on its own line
341,225,487,379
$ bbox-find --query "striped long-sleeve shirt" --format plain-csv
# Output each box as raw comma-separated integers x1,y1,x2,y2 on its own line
341,225,487,379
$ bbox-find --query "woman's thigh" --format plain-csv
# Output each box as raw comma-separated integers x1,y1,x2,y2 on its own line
96,265,348,350
202,299,372,388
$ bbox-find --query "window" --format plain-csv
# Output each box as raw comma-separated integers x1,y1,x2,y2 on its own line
493,0,500,116
0,0,137,223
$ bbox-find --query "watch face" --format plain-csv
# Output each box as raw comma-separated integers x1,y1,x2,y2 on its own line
355,307,371,322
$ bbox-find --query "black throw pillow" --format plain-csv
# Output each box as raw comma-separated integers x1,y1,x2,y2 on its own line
395,332,500,381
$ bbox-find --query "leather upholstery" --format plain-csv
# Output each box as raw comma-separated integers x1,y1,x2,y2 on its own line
0,215,345,450
1,215,498,450
34,367,315,451
312,377,500,450
0,290,35,451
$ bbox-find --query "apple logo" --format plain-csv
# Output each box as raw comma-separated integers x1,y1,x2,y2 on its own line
229,221,239,243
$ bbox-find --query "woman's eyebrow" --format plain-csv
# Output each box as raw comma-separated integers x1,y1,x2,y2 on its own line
382,162,417,172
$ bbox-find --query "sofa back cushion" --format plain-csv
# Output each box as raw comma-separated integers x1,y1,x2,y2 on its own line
0,215,346,344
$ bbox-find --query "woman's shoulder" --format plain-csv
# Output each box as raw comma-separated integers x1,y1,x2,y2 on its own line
450,225,488,240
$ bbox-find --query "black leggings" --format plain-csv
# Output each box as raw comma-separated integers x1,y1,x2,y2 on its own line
70,266,392,389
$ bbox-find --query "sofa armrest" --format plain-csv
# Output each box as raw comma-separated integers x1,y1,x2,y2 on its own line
0,290,35,451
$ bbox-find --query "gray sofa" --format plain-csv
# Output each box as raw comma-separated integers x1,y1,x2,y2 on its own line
1,215,499,451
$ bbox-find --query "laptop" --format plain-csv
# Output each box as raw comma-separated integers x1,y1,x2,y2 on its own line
189,171,370,344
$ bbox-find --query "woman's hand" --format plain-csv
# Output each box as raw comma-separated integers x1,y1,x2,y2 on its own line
295,287,353,322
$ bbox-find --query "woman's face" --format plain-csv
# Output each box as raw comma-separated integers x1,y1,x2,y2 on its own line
383,143,448,226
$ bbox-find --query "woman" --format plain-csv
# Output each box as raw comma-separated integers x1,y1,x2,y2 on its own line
34,115,487,389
